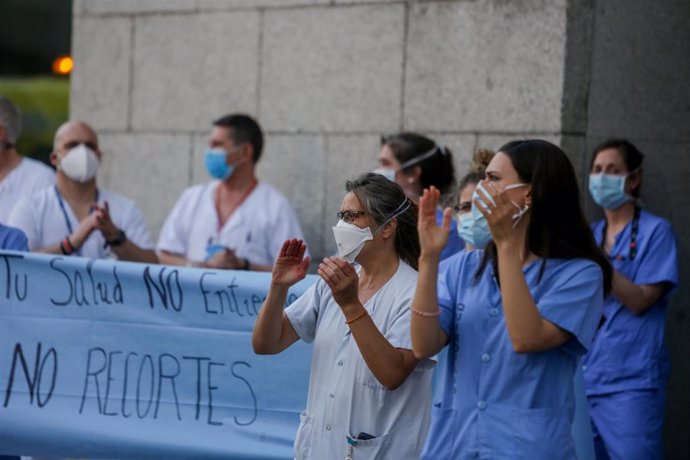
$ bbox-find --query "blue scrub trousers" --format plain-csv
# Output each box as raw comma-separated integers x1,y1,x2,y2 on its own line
588,389,665,460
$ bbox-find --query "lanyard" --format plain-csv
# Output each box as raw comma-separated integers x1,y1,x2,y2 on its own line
54,186,99,256
601,206,640,261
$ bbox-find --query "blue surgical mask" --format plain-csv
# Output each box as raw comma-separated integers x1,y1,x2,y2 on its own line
204,148,234,180
465,182,529,246
457,212,491,248
588,173,633,210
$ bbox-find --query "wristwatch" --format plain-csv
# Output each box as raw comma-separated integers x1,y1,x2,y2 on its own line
105,229,127,247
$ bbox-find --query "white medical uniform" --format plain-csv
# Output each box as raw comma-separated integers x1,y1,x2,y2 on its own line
286,261,434,460
0,157,54,223
157,181,305,265
8,186,153,259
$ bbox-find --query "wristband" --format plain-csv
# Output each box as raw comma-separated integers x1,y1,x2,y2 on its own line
104,229,127,248
345,310,368,325
242,258,250,270
61,237,75,255
411,307,441,318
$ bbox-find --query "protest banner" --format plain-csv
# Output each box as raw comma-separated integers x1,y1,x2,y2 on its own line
0,251,315,459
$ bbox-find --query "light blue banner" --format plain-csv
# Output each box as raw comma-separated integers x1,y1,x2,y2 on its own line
0,251,316,459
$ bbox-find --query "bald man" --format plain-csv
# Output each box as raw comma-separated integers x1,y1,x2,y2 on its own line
7,121,157,263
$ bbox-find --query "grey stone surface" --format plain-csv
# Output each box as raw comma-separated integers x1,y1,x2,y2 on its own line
198,0,329,9
70,16,131,131
432,133,478,196
561,0,595,134
587,0,690,141
84,0,197,15
98,133,193,240
404,0,567,133
260,4,405,133
131,11,259,131
257,134,328,257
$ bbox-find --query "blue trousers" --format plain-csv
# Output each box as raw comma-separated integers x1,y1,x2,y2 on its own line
588,389,665,460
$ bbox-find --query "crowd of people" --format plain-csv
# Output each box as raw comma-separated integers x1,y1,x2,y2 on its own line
0,93,679,459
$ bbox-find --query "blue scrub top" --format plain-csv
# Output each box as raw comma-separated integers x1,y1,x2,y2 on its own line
424,250,604,459
0,224,28,251
437,208,463,261
582,210,679,395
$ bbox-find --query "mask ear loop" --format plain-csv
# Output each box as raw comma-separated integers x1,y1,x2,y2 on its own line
373,198,411,234
398,144,445,170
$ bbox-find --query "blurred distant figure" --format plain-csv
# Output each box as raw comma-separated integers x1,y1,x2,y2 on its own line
157,113,305,271
8,121,156,263
0,96,54,223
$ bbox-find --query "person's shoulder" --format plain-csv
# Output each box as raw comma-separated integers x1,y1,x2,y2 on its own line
639,209,673,234
396,259,419,282
442,248,479,272
590,216,605,232
546,257,602,283
254,182,291,203
0,223,28,250
20,157,54,175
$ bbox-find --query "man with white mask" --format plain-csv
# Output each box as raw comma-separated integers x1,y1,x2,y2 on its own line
157,113,305,271
8,121,157,262
0,96,55,223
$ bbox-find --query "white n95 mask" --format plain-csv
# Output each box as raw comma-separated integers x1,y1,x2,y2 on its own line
60,144,100,183
332,220,373,263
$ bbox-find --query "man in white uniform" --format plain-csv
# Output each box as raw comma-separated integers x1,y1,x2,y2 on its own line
157,113,305,271
8,121,157,263
0,96,55,222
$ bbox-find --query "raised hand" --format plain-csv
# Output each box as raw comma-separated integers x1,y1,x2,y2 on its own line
272,239,310,287
418,186,452,255
94,201,119,241
70,211,101,249
473,181,522,248
318,256,360,310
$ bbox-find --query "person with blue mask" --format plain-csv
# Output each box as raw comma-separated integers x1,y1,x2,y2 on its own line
410,139,611,459
157,113,306,271
582,139,679,460
373,132,463,260
253,174,434,459
453,148,495,249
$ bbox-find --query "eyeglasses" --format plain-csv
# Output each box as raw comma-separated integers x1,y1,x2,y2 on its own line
336,210,366,224
453,202,472,215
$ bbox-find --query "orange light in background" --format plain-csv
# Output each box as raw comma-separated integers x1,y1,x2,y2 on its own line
52,56,73,76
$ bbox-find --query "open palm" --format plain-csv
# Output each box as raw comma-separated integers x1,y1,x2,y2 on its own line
418,187,451,254
272,239,310,287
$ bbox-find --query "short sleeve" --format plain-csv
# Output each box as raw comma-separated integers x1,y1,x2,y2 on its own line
635,220,679,295
156,189,192,256
537,261,604,355
437,257,458,340
121,202,153,250
0,226,29,251
382,297,414,350
7,196,40,250
285,281,323,343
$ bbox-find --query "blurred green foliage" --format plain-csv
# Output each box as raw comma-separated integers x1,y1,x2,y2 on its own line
0,77,69,165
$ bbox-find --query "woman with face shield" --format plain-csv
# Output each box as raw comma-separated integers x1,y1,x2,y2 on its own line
252,173,433,459
410,139,612,459
581,140,678,460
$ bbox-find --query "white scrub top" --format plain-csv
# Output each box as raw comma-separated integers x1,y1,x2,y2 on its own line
8,186,153,259
157,181,306,265
0,157,54,223
286,261,434,460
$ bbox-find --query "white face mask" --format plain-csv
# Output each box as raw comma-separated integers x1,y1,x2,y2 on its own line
372,168,396,182
59,144,100,183
332,220,373,263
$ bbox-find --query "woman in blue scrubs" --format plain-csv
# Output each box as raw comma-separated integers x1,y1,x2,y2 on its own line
375,132,463,260
582,139,678,460
411,139,611,459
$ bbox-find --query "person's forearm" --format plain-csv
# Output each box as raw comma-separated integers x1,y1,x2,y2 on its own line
111,242,158,264
252,284,289,354
410,252,446,359
612,270,663,315
158,251,190,267
344,303,416,391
